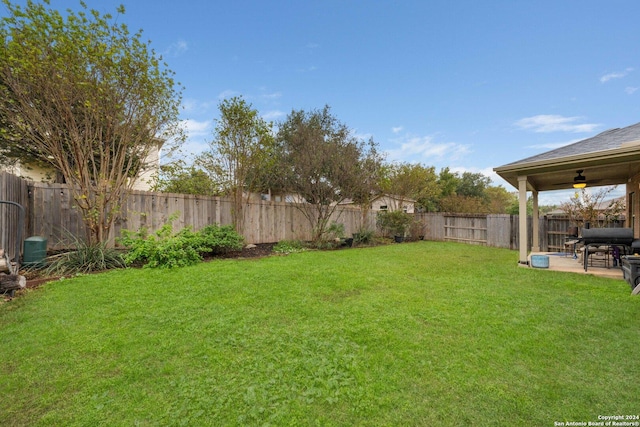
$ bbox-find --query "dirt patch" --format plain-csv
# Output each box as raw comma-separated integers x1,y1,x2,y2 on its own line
205,242,277,260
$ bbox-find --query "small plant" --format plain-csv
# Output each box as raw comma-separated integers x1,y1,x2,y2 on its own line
353,228,375,246
44,239,126,275
273,240,307,254
324,221,345,240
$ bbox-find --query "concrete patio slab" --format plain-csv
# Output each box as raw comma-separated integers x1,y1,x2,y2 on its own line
526,252,624,280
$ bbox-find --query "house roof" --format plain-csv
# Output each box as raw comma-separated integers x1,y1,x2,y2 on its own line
494,121,640,191
501,122,640,167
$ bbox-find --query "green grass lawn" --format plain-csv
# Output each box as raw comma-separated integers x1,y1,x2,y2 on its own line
1,242,639,426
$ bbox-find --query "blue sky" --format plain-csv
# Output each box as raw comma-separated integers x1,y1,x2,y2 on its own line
6,1,640,204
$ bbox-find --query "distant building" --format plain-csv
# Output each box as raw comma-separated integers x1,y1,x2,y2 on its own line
2,142,162,191
339,194,416,213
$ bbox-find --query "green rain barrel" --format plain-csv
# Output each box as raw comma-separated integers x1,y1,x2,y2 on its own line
23,236,47,267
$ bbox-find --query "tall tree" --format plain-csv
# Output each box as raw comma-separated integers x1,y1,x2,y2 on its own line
0,0,183,243
196,96,275,235
276,106,377,241
485,186,517,214
350,138,385,227
457,172,491,200
153,160,220,196
380,163,440,212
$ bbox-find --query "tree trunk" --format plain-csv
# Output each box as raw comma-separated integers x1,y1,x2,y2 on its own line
0,274,26,292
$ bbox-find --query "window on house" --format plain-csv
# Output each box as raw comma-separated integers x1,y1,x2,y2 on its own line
379,205,388,211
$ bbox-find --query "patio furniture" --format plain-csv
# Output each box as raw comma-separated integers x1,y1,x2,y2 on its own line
581,228,634,272
621,255,640,291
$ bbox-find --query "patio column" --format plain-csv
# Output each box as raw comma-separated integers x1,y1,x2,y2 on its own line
532,190,540,252
518,176,528,264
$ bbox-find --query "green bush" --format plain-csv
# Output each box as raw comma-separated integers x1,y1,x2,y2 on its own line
118,220,244,269
376,210,412,237
198,224,244,255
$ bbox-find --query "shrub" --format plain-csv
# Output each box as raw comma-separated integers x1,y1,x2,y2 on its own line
44,239,126,275
408,218,427,241
118,220,244,268
353,228,375,245
198,224,244,255
376,210,412,237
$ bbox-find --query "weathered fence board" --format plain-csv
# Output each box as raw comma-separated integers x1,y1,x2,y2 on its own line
443,214,488,245
487,215,514,249
0,172,29,262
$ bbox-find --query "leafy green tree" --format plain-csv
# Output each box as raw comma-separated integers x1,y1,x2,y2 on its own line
457,172,491,200
0,0,183,243
153,160,220,196
485,186,517,214
196,96,275,234
380,162,440,212
437,167,460,198
350,138,385,226
275,106,376,242
435,169,494,213
439,194,487,213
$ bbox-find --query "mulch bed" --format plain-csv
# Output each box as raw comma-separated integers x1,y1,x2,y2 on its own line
12,243,279,295
205,242,277,260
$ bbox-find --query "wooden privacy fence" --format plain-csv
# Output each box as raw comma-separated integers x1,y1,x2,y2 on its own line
416,213,518,249
1,173,627,252
27,182,378,250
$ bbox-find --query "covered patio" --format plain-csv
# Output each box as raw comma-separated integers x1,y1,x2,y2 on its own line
494,121,640,268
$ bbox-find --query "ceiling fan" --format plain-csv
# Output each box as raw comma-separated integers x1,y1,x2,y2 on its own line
573,170,587,188
551,169,601,188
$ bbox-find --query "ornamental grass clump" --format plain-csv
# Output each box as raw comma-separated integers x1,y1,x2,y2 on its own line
44,239,126,275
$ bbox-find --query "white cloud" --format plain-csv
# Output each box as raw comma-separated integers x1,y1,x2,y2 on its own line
386,135,470,163
168,119,213,159
261,91,282,102
391,126,404,134
600,67,634,83
217,89,241,100
352,130,374,141
514,115,600,133
262,110,286,121
182,98,215,114
625,86,639,95
181,118,212,138
164,39,188,57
